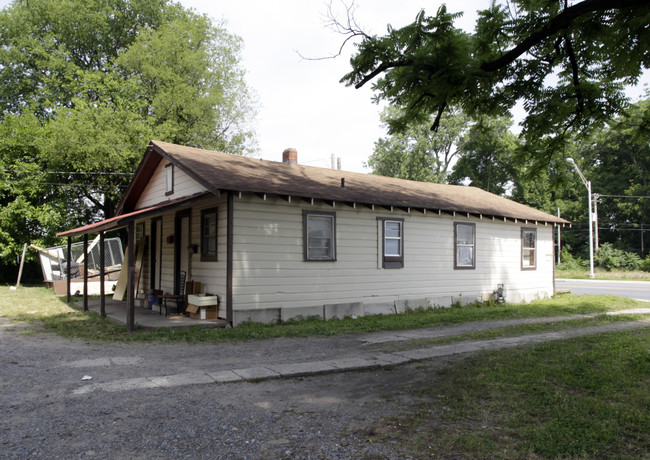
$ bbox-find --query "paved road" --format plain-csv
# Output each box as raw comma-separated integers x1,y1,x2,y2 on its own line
556,278,650,301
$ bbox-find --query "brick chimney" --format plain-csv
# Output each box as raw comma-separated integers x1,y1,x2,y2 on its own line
282,148,297,164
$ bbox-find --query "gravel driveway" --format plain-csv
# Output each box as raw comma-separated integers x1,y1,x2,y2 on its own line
2,314,648,459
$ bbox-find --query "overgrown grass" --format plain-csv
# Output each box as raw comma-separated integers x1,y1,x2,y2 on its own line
371,328,650,458
0,285,648,342
556,267,650,280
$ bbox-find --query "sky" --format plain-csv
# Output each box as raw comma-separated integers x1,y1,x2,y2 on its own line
1,0,648,173
177,0,485,173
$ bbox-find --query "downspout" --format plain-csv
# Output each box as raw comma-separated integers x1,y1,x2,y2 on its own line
227,191,234,325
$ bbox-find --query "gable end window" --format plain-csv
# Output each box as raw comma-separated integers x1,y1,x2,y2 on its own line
378,217,404,269
201,208,218,262
521,228,537,270
454,222,476,269
303,211,336,261
165,163,174,196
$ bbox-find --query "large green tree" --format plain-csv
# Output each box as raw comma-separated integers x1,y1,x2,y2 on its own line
340,0,649,168
367,106,468,182
0,0,257,276
447,115,519,195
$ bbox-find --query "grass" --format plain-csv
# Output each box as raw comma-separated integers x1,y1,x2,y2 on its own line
0,284,648,343
370,328,650,458
556,267,650,280
363,314,649,353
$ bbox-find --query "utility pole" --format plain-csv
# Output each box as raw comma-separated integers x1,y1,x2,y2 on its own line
567,158,595,278
593,193,600,250
557,208,561,265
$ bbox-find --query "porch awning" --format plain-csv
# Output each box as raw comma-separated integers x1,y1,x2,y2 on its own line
56,192,211,238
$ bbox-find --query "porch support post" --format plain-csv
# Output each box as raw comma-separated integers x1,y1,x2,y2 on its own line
126,221,135,332
226,191,233,325
66,237,72,304
83,233,89,312
100,231,106,317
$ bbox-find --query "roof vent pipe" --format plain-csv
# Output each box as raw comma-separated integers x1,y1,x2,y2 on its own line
283,148,297,164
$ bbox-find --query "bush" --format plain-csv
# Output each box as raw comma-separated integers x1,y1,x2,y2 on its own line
557,246,587,271
595,243,641,271
640,257,650,272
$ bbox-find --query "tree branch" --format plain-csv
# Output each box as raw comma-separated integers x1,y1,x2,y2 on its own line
480,0,645,73
563,32,584,114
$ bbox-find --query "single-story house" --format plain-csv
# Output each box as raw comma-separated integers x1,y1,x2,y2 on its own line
58,140,569,329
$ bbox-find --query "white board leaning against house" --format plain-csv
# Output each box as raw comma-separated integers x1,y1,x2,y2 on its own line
58,140,570,326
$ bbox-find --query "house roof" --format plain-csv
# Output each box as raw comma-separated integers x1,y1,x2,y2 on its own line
131,140,568,225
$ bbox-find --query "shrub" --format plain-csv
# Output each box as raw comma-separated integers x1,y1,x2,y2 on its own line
595,243,641,271
557,246,587,271
640,257,650,272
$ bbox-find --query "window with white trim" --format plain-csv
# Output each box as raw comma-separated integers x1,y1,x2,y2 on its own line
521,228,537,269
454,222,475,269
378,217,404,269
303,211,336,261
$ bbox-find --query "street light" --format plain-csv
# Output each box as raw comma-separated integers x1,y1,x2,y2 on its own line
567,158,595,278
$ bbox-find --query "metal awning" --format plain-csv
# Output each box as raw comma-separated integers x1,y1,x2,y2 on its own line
56,192,211,238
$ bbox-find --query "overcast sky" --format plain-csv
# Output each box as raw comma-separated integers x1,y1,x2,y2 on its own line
1,0,648,173
180,0,485,172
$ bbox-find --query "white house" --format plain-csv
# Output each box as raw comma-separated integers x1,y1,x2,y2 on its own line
58,140,569,328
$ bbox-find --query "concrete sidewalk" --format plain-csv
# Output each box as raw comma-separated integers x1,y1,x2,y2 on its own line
71,309,650,396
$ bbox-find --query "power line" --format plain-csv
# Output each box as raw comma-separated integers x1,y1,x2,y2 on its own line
0,169,133,177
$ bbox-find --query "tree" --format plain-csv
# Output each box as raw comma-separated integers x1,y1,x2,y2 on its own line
367,106,468,182
585,98,650,255
448,115,519,195
0,0,257,276
339,0,649,168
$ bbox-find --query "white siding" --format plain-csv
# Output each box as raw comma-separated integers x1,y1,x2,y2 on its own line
231,194,555,313
136,160,207,210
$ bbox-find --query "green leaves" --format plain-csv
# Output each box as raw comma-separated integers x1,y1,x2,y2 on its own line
343,0,650,167
0,0,257,272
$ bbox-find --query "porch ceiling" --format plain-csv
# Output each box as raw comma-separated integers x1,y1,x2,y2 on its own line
56,192,211,238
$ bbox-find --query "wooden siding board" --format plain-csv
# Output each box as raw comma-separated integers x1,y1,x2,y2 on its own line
230,194,554,312
136,160,208,210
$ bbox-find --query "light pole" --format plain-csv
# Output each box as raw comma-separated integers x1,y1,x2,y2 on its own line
567,158,595,278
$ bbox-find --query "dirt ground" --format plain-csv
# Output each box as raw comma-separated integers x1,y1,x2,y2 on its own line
0,319,462,459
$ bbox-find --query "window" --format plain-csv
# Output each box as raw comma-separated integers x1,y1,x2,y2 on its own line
165,163,174,196
521,228,537,269
454,222,475,269
303,211,336,261
201,208,218,261
378,217,404,269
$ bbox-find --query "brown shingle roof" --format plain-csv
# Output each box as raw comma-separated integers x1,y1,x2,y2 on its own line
145,140,568,225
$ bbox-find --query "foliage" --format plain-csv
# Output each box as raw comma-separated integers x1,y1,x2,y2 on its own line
340,0,649,169
447,115,519,195
556,245,586,271
366,105,468,182
640,257,650,272
0,0,257,272
595,243,641,271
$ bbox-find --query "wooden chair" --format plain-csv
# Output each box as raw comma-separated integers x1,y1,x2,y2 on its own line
159,271,186,316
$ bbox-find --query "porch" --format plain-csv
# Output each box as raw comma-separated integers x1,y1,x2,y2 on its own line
80,298,228,329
